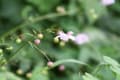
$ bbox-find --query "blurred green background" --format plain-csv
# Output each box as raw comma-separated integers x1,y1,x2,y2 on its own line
0,0,120,80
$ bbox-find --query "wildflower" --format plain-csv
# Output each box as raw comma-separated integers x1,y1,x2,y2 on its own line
74,33,89,45
34,39,40,45
101,0,115,6
59,65,65,71
57,31,70,42
67,31,74,35
67,31,75,41
56,31,75,42
47,61,54,67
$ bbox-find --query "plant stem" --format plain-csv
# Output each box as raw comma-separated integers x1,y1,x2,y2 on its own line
1,12,71,38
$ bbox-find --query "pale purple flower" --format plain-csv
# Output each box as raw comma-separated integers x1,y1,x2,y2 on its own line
101,0,115,6
57,31,75,42
67,31,75,41
74,34,89,45
57,31,69,42
67,31,74,35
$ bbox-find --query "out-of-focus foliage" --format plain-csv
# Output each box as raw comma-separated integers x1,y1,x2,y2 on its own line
0,0,120,80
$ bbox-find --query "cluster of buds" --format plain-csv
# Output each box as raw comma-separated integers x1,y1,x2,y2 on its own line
34,33,44,45
47,61,65,71
54,30,90,46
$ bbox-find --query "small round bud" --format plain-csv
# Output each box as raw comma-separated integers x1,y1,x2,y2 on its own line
37,33,44,39
28,16,34,22
47,61,54,67
54,37,59,43
56,6,66,14
34,39,40,45
1,59,7,65
16,38,22,44
42,70,48,75
92,13,98,20
6,46,13,50
59,65,65,71
0,49,3,54
59,41,65,47
1,66,6,71
16,69,23,75
26,72,32,78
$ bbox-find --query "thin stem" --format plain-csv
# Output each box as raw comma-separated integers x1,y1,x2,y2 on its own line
1,12,71,38
88,43,103,62
48,59,89,70
29,42,50,61
53,59,87,67
3,43,27,66
92,63,108,75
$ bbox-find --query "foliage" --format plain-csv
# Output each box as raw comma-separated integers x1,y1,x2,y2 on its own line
0,0,120,80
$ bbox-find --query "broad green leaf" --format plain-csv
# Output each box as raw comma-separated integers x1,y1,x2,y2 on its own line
110,66,120,75
116,74,120,80
103,56,119,67
83,73,99,80
0,71,22,80
96,65,116,80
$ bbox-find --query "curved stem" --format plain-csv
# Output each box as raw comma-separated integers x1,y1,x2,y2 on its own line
28,41,50,61
47,59,90,70
53,59,87,67
1,12,71,38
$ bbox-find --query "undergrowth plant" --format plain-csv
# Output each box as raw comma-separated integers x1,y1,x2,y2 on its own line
0,0,120,80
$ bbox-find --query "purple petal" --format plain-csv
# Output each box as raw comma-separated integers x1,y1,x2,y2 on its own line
101,0,115,6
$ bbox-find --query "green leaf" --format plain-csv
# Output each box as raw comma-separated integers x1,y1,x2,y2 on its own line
31,65,49,80
83,73,99,80
0,71,22,80
103,56,119,67
116,74,120,80
110,66,120,75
